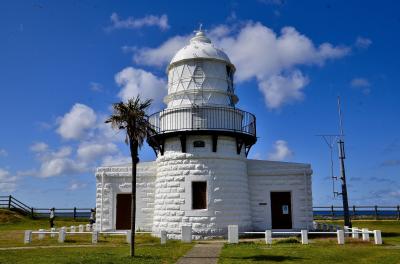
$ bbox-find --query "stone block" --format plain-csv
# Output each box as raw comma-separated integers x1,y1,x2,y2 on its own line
51,228,56,238
352,227,360,239
265,230,272,244
58,229,66,243
92,231,99,244
79,225,84,232
38,229,45,240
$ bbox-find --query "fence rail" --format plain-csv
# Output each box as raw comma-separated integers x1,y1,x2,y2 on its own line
313,205,400,219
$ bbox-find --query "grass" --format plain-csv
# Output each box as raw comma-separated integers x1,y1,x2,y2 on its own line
0,209,193,263
219,220,400,264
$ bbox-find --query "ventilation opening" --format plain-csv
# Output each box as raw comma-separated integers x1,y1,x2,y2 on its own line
193,140,205,148
192,181,207,209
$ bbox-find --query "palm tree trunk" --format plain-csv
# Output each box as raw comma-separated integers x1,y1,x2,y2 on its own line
130,140,138,257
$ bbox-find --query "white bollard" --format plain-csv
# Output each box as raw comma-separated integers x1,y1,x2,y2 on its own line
92,231,98,244
301,230,308,245
70,226,76,233
126,230,131,244
51,228,56,238
24,230,32,244
373,230,382,245
160,230,167,245
181,225,192,243
265,230,272,245
86,224,91,232
337,230,345,245
38,229,45,240
58,229,66,243
79,225,84,232
362,228,370,241
352,227,359,239
228,225,239,244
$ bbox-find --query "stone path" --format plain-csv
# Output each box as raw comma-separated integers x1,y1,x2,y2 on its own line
176,243,223,264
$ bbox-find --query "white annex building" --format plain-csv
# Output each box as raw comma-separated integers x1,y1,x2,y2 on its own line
95,30,313,238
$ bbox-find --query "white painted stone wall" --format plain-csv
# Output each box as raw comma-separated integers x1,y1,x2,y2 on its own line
95,161,156,231
247,159,313,231
152,135,252,239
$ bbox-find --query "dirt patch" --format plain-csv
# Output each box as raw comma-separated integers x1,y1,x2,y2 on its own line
0,209,24,224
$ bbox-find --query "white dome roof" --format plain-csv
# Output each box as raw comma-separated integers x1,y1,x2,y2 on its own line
169,31,233,69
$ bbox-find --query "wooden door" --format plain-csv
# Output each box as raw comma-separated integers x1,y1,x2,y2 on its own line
116,193,131,230
270,192,292,229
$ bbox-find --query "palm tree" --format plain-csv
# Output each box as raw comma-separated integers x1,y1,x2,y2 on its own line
105,96,154,257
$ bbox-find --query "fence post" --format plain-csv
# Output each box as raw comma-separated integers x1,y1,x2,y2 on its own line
181,225,192,243
58,228,66,243
265,230,272,244
352,227,359,239
126,230,131,244
160,230,167,244
353,205,356,219
301,230,308,245
331,205,334,219
38,229,45,240
51,228,56,238
373,230,382,245
397,205,400,220
375,205,378,220
8,195,11,209
73,207,77,220
31,207,34,219
344,226,349,237
92,231,98,244
228,225,238,244
362,228,369,241
337,230,345,245
24,230,32,244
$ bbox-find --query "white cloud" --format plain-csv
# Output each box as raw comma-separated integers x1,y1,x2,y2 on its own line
115,67,167,108
39,158,86,178
0,168,17,193
89,82,103,92
102,154,131,166
77,142,118,162
68,181,87,191
30,142,49,152
268,140,293,161
0,149,7,157
350,77,371,95
133,35,191,67
107,13,169,31
56,104,97,140
133,22,350,109
355,36,372,49
258,70,309,108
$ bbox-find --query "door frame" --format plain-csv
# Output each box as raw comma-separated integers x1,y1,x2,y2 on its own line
114,192,131,230
269,190,293,230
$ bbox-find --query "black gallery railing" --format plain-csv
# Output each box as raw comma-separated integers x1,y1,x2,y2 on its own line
148,106,256,137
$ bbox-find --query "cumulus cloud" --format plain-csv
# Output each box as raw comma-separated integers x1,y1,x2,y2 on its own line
0,149,7,157
115,67,167,108
107,13,169,31
39,158,87,178
355,36,372,49
0,168,17,193
268,140,293,161
133,22,350,109
30,142,49,152
133,35,191,67
77,142,118,162
56,104,97,140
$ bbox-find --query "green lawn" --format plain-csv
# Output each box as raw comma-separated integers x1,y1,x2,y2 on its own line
0,209,193,264
219,220,400,264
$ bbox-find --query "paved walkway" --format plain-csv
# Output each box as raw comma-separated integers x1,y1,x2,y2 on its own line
176,243,223,264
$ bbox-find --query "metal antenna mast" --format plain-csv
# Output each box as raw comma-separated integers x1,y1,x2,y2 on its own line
337,96,351,227
317,97,352,227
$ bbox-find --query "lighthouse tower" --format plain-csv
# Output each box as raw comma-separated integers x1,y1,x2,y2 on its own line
147,30,257,238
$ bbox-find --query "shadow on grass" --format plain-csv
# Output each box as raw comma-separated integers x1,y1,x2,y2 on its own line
382,232,400,237
226,255,304,262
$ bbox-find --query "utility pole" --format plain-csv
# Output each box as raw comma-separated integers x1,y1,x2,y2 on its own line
337,96,351,227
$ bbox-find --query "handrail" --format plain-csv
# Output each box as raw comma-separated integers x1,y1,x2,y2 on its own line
148,106,256,138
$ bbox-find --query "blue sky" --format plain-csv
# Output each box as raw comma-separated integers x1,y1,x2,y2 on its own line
0,0,399,208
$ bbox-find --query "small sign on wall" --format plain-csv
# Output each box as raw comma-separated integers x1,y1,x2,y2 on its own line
282,205,289,215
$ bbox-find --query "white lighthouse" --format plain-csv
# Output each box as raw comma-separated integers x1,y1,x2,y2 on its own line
95,30,313,238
